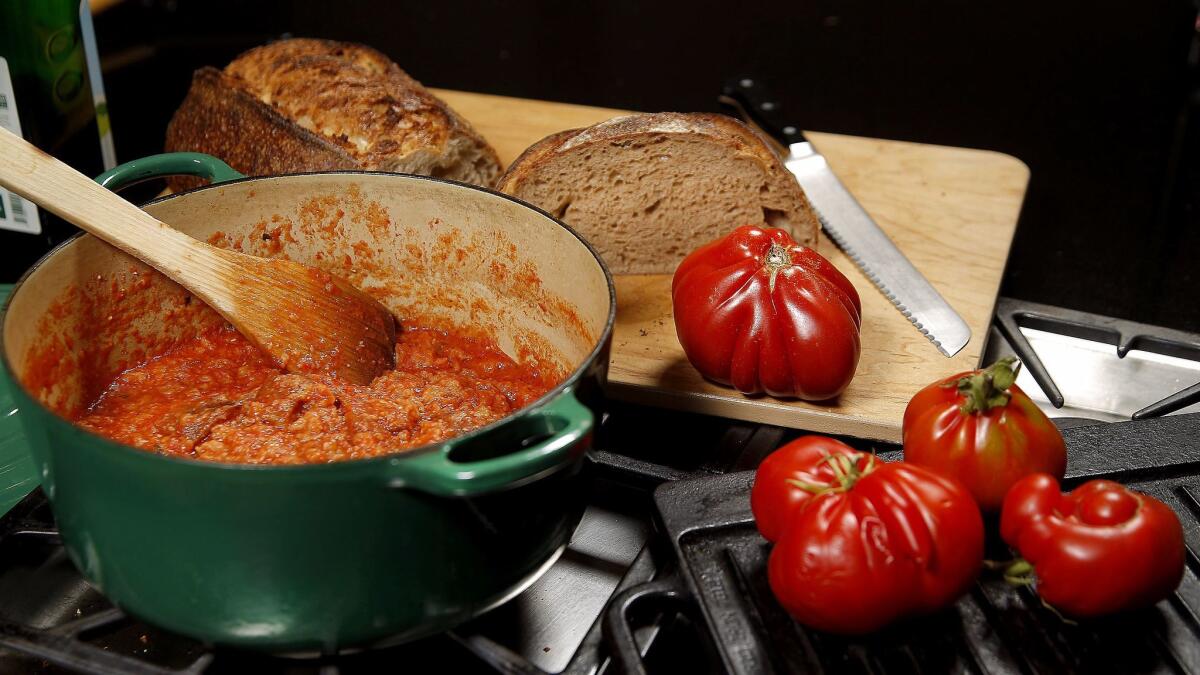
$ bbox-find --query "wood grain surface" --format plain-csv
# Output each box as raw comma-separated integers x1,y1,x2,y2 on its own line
435,89,1029,442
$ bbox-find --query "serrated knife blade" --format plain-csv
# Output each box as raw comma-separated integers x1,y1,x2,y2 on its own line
786,142,971,357
720,77,971,357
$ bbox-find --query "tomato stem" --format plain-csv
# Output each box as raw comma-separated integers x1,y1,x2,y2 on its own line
786,453,877,495
992,557,1037,587
763,242,792,293
957,357,1022,414
1040,598,1078,626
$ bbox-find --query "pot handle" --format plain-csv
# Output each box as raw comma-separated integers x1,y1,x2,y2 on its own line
385,389,593,497
95,152,244,191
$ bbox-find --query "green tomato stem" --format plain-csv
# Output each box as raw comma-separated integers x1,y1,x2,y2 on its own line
786,453,878,496
1040,598,1079,626
957,357,1022,414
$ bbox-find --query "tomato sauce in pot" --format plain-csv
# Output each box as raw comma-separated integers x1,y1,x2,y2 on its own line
75,324,563,464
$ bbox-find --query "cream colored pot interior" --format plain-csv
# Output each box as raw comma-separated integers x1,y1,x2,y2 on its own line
4,174,611,417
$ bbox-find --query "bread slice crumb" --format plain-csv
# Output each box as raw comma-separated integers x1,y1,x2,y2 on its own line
496,113,819,274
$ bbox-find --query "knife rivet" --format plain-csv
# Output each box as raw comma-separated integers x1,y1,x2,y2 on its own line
761,101,777,111
783,126,797,136
739,78,754,88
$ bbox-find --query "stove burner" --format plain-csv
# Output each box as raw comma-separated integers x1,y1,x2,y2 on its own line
0,404,786,674
991,297,1200,420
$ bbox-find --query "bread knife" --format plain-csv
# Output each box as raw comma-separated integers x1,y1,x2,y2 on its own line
719,77,971,358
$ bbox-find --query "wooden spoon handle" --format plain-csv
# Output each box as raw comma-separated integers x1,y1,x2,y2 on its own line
0,127,231,292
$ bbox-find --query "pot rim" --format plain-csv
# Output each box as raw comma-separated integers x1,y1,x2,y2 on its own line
0,170,617,475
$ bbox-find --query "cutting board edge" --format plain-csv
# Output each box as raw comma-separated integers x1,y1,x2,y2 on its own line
604,381,902,444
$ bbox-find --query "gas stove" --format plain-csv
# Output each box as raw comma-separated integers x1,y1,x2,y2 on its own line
986,297,1200,421
0,402,784,675
2,299,1199,675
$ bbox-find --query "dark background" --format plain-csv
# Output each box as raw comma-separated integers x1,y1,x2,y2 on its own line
91,0,1200,331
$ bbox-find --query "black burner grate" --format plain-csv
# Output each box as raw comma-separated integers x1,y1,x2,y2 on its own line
995,296,1200,418
605,413,1200,674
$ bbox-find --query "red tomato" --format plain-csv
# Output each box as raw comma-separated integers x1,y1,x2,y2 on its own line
672,225,861,400
751,435,859,543
751,436,984,634
1000,473,1185,617
902,357,1066,511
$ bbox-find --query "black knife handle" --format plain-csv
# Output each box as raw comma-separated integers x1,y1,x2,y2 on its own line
719,76,807,147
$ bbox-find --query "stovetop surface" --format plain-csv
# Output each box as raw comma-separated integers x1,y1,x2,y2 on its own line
3,299,1200,674
9,408,1200,675
0,402,786,675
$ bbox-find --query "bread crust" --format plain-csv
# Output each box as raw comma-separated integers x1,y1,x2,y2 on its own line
165,67,355,191
165,38,501,191
496,112,820,272
497,128,579,189
498,113,806,200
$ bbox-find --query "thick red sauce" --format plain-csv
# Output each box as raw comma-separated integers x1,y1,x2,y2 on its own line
76,324,563,464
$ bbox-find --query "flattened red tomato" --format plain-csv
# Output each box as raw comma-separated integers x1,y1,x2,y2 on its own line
1000,473,1185,617
672,225,861,400
751,436,984,634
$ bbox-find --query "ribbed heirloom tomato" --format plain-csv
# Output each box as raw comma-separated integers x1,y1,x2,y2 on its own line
903,357,1067,511
1001,473,1185,617
751,436,985,634
672,225,862,400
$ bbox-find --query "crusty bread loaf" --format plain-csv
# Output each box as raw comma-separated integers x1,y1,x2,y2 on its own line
165,38,501,191
495,113,819,274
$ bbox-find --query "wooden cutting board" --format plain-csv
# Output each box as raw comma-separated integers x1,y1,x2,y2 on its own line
434,89,1029,443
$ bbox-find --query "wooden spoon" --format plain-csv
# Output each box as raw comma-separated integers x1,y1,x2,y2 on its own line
0,127,396,385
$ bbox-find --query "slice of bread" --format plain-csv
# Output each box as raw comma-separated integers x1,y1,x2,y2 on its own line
165,38,501,191
496,113,819,274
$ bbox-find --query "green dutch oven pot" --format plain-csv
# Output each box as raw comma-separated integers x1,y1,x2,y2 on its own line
0,154,616,652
